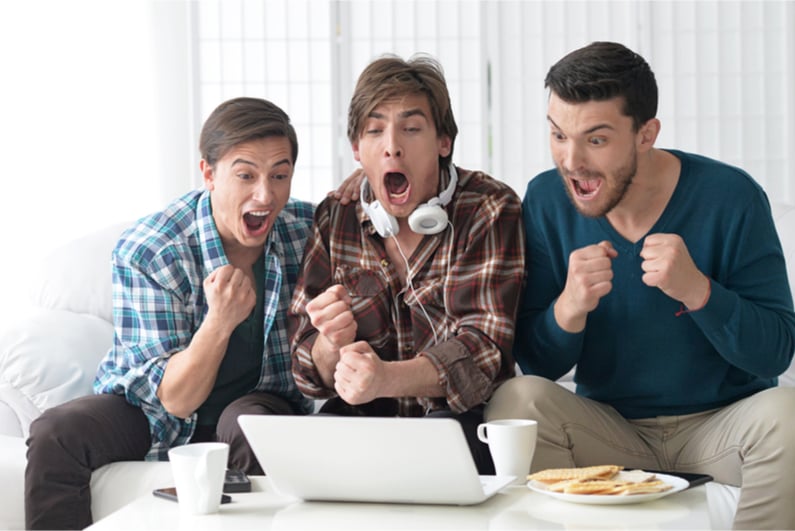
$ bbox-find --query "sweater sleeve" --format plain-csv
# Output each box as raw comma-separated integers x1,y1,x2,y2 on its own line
513,177,584,379
687,193,795,378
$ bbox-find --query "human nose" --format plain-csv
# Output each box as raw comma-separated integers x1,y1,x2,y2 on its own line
559,142,585,174
383,126,402,158
252,177,271,203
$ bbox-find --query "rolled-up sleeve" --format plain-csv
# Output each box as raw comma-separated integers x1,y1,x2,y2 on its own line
419,182,525,412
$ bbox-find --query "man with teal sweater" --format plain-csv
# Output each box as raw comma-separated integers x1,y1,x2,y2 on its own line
486,42,795,529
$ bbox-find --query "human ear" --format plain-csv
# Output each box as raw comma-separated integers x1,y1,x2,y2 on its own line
352,140,361,162
438,135,452,158
637,118,661,152
200,159,215,190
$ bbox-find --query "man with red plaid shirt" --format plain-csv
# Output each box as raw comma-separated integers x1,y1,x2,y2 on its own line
289,54,525,473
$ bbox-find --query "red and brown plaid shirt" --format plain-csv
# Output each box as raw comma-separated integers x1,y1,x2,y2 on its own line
289,167,525,416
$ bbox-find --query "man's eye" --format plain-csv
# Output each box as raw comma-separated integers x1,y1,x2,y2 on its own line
272,173,290,181
589,137,606,146
365,128,382,135
551,132,566,141
237,173,252,180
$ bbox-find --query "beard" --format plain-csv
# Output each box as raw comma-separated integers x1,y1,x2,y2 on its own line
558,148,638,218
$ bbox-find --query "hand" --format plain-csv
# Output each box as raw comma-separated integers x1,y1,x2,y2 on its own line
640,233,710,309
203,265,256,335
334,341,383,405
555,241,617,332
328,168,364,205
306,284,357,349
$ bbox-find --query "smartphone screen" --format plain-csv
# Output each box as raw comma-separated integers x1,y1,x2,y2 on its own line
152,487,231,504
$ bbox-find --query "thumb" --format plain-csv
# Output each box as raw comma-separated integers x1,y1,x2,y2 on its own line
598,240,618,258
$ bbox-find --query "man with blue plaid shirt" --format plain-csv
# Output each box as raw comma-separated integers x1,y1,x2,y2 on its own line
25,98,316,529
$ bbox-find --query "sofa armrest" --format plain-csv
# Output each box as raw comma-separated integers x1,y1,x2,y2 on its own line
0,308,114,437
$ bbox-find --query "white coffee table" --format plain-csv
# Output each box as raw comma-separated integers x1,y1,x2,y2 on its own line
86,476,713,530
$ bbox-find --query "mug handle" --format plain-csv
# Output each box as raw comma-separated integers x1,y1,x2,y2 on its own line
476,423,489,444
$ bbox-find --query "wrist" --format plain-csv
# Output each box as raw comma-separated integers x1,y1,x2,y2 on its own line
553,297,587,333
675,276,711,316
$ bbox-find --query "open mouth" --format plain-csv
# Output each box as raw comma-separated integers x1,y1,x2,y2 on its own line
384,172,410,204
571,178,602,199
243,210,270,234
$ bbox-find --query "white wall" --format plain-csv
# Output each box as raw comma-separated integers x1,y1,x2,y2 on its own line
0,1,194,326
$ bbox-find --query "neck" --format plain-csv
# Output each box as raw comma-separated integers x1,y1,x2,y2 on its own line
225,242,264,270
606,149,680,243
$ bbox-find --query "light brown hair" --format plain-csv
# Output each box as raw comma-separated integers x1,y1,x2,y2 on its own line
347,54,458,167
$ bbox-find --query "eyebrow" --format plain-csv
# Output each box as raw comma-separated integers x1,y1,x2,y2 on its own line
547,116,615,135
231,157,292,170
368,108,428,120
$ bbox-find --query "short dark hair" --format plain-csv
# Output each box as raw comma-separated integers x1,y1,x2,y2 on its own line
199,97,298,167
545,41,658,131
347,54,458,168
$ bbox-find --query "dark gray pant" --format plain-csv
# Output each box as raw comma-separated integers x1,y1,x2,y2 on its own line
25,392,296,529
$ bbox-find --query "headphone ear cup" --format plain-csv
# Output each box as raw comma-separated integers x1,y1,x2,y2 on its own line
408,204,448,235
363,199,400,237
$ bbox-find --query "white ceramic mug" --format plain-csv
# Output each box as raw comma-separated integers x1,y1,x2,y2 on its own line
168,442,229,514
477,419,537,484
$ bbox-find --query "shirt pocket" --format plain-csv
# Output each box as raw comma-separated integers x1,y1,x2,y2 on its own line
334,265,393,350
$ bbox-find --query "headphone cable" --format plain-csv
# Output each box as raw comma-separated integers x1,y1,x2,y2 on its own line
391,235,440,346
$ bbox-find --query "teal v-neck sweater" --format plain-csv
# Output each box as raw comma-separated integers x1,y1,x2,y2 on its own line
516,150,795,418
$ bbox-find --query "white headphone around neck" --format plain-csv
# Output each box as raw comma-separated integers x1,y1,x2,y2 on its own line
360,163,458,237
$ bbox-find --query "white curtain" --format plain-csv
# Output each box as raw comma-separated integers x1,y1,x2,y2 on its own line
195,0,794,204
485,0,795,200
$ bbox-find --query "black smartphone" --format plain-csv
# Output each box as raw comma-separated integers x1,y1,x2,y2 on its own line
224,468,252,493
643,470,714,489
152,487,232,504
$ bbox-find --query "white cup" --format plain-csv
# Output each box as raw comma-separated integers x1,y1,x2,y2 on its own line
168,442,230,515
477,419,537,484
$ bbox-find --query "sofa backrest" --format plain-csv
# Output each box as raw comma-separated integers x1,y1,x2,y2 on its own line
29,222,130,324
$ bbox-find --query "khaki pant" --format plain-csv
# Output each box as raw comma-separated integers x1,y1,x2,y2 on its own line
485,375,795,530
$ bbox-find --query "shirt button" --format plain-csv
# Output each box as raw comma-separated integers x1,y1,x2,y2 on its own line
380,258,389,267
403,345,413,352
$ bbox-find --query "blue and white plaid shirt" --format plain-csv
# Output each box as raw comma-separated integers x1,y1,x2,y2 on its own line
94,189,314,460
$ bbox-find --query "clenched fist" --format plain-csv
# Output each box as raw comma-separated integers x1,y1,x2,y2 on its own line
640,233,710,309
555,240,617,332
306,284,357,349
203,264,256,335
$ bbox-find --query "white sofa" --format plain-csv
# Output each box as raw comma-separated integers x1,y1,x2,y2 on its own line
0,222,172,530
2,205,795,530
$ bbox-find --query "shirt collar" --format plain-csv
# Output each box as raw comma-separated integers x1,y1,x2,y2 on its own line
196,189,280,275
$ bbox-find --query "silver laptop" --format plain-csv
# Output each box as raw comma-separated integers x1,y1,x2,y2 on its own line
237,415,515,505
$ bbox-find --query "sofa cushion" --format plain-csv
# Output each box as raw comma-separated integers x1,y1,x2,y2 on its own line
0,435,27,530
29,222,130,323
0,309,114,438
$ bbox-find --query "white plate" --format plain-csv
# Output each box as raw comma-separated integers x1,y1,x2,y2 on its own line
527,472,689,505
